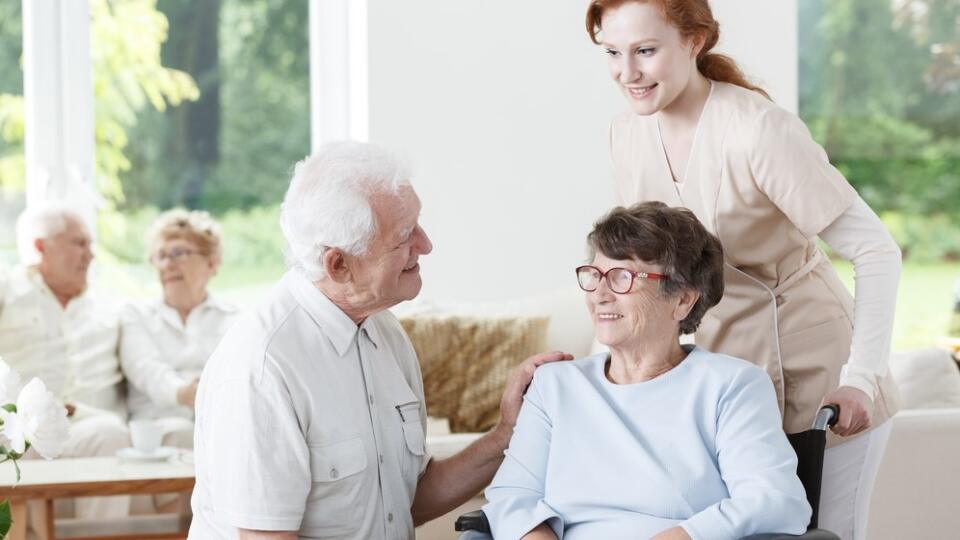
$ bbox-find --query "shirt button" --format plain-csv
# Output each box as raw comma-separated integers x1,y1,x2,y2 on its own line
330,467,339,479
379,454,384,463
368,394,374,405
387,512,394,522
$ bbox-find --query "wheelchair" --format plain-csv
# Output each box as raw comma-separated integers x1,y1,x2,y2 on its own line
455,405,841,540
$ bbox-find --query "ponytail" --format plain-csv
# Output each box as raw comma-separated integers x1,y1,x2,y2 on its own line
698,52,770,100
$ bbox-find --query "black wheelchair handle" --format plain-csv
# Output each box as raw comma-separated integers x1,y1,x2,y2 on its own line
813,404,840,431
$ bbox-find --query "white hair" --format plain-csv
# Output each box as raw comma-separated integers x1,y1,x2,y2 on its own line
15,202,86,266
280,141,411,281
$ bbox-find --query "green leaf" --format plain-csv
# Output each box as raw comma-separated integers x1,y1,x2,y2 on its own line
1,404,16,414
0,499,11,538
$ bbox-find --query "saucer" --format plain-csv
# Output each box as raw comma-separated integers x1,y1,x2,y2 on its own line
116,446,178,462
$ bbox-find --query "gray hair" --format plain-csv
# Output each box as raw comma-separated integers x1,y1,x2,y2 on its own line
146,208,224,261
15,202,86,266
280,141,411,281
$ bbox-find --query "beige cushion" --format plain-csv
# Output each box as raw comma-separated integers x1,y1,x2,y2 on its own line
888,348,960,409
400,315,549,433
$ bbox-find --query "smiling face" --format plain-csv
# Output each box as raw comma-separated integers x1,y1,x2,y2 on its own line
585,252,684,352
600,1,701,116
342,185,433,315
36,217,93,302
152,236,219,308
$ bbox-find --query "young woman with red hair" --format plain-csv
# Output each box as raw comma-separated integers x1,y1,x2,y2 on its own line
585,1,901,539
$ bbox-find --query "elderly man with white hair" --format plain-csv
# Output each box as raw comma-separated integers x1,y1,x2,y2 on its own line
0,202,130,518
189,141,571,540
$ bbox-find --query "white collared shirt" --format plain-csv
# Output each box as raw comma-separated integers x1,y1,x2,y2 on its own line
190,271,430,540
119,295,238,420
0,266,124,418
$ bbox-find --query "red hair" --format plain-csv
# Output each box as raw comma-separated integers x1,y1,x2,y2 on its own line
586,0,770,99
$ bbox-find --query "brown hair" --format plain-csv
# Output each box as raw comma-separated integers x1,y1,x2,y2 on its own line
587,201,724,334
147,208,223,262
585,0,770,99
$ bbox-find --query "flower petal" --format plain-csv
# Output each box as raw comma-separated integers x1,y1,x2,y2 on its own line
2,411,26,455
16,378,70,459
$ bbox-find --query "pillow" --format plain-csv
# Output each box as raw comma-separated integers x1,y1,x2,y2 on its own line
400,315,549,433
888,348,960,409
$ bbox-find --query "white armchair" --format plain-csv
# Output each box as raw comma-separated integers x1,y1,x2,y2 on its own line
867,348,960,539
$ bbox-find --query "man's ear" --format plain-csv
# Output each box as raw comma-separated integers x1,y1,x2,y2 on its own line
321,248,351,283
34,238,45,257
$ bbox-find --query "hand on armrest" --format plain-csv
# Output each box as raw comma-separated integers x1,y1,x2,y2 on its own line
521,522,558,540
238,529,298,540
651,526,693,540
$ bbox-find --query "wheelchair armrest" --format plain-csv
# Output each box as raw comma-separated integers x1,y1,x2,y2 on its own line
741,530,839,540
455,510,491,533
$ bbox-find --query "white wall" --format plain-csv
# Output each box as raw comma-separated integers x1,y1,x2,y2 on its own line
712,0,798,112
367,0,797,305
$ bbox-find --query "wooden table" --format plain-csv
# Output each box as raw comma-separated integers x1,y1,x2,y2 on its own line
0,455,195,540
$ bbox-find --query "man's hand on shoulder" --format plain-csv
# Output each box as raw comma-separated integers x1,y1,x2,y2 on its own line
493,351,574,445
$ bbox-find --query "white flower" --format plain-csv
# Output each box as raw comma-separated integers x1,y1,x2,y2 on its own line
0,358,21,404
3,378,70,459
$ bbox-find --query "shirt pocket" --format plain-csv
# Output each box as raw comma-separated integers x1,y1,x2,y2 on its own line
301,436,368,536
0,307,45,353
395,400,426,482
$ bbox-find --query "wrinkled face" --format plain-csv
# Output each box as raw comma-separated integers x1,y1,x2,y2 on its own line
345,185,433,312
152,237,218,303
585,252,680,350
600,1,699,116
37,217,93,299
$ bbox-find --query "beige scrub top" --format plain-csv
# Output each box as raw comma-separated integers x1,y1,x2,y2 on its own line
609,82,899,446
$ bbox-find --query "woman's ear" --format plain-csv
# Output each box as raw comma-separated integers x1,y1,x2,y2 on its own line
689,34,706,59
208,254,222,277
674,288,700,322
321,248,351,283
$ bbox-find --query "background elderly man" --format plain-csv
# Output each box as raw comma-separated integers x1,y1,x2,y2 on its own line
0,202,129,518
190,141,570,540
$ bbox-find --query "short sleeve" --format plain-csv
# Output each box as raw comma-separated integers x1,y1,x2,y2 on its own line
749,107,857,238
202,358,311,532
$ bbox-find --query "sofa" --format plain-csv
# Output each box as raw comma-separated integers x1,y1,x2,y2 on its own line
411,289,960,540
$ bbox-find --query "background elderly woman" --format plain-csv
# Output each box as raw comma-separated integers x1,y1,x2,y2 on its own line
119,208,237,447
481,202,810,540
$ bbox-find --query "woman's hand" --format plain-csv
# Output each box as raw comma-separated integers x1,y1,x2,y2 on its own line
822,386,872,436
650,526,692,540
520,522,558,540
176,378,200,408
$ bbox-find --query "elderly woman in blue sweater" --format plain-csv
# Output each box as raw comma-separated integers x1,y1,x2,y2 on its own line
481,202,811,540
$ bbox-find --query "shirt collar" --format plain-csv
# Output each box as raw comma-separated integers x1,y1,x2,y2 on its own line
153,294,234,329
19,265,89,309
282,271,381,356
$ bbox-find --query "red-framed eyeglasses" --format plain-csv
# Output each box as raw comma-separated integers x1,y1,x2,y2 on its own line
575,265,669,294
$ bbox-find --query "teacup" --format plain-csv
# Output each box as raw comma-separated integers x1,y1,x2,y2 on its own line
129,419,163,454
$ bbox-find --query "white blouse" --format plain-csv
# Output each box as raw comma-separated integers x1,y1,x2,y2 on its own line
119,295,238,420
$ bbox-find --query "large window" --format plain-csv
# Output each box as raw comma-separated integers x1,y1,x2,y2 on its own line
0,2,23,267
800,0,960,348
89,0,310,303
